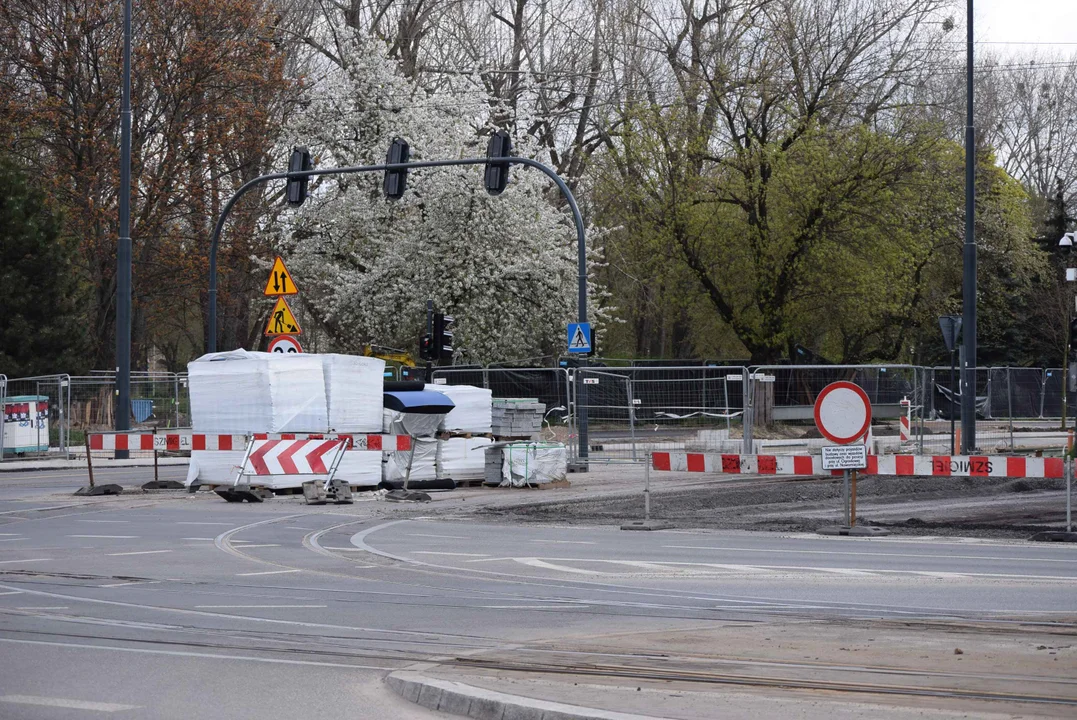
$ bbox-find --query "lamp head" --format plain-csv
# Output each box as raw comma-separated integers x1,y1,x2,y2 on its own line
1061,232,1075,248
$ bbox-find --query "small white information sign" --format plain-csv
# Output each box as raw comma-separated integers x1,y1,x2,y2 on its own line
821,444,868,470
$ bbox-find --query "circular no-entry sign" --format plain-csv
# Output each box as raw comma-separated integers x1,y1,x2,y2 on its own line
267,335,303,354
813,381,871,445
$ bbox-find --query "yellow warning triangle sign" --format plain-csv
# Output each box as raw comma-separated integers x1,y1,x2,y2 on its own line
263,256,298,296
264,297,302,336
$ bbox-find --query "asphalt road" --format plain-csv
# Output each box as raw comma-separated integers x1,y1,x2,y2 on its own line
0,466,1075,718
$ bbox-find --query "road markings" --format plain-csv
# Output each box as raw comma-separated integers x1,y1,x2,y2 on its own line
195,604,327,609
411,551,488,557
407,533,468,539
67,535,139,539
76,520,129,524
235,544,280,548
0,590,24,596
182,537,216,541
479,604,590,609
0,558,50,564
0,638,394,671
532,540,596,545
177,522,236,526
236,569,300,576
0,694,138,712
0,538,23,542
16,606,68,610
106,550,172,557
0,533,22,536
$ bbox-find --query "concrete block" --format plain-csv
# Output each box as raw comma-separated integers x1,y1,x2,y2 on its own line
385,674,421,704
468,696,507,720
416,683,443,710
436,689,473,716
502,704,545,720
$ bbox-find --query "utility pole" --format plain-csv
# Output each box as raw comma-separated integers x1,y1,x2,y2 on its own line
115,0,133,459
960,0,977,454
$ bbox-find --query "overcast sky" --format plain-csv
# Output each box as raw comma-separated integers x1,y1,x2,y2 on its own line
978,0,1077,48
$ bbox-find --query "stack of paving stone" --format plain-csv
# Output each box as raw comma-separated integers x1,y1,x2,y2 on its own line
491,399,545,439
483,446,505,485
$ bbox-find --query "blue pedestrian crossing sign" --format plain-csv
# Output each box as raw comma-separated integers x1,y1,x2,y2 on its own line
567,322,592,353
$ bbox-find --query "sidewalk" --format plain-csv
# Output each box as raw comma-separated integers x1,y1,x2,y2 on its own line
387,620,1077,719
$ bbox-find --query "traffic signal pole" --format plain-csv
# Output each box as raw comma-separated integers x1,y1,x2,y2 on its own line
961,0,978,453
206,154,590,466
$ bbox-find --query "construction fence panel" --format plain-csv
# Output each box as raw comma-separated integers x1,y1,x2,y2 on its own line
68,373,190,452
575,366,750,462
1,374,72,457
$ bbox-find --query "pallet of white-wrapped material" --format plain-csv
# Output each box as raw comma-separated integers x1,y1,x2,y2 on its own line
437,437,493,481
425,384,492,433
322,354,385,432
383,437,438,483
500,442,567,487
188,350,328,433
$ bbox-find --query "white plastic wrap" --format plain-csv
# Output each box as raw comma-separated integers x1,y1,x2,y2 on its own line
425,384,493,433
189,350,328,433
383,438,438,482
382,409,444,438
322,354,384,432
500,443,568,487
437,437,493,480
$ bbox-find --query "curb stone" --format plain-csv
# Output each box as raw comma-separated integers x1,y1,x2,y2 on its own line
386,671,662,720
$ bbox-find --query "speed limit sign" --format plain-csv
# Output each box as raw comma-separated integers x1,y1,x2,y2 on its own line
267,335,303,354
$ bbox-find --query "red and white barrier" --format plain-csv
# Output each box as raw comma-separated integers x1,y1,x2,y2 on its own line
899,397,911,443
88,432,410,452
240,439,348,476
652,452,1064,479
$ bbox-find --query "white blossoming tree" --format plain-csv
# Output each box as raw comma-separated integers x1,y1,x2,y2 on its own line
278,31,609,363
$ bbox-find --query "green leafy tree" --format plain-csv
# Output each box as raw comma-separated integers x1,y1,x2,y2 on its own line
0,156,89,376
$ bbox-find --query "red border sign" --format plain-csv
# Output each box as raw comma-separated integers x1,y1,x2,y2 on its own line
267,335,303,354
813,381,871,445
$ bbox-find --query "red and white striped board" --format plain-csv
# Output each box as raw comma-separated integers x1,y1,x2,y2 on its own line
89,432,411,452
241,439,348,476
651,452,1064,479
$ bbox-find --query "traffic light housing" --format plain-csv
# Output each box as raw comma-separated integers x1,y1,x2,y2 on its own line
383,137,410,200
433,313,454,362
419,333,434,361
1070,317,1077,355
484,130,512,196
286,146,312,206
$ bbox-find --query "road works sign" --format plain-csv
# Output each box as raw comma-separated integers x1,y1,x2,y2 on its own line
813,381,871,444
267,335,302,353
567,322,591,353
264,296,302,336
263,256,298,296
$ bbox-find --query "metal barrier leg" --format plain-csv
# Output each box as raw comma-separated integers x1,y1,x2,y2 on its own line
621,453,670,531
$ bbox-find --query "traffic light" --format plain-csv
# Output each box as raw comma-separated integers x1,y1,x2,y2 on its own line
286,146,312,206
383,137,410,200
433,313,454,362
419,333,433,361
484,130,512,196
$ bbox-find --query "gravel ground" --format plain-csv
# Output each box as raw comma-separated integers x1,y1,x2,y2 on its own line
477,472,1073,539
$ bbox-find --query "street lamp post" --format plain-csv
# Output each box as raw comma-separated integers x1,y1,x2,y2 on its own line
115,0,133,458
